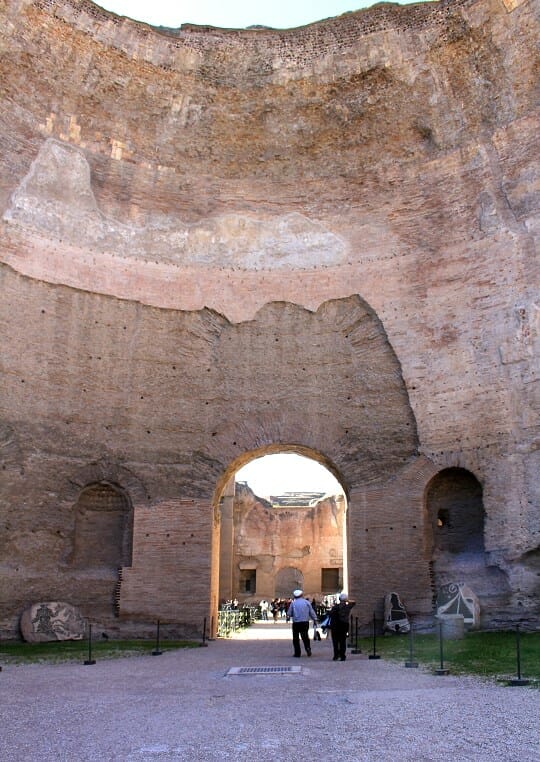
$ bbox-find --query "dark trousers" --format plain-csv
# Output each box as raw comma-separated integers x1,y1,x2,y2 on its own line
331,624,349,659
292,621,311,656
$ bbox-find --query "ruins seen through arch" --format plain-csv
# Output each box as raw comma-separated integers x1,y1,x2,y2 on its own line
217,451,348,607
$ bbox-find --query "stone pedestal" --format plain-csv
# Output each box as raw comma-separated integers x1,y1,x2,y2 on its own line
436,613,465,640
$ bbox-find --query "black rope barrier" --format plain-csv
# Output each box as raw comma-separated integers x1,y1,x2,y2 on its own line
404,620,418,668
508,624,530,686
200,616,208,647
351,616,361,654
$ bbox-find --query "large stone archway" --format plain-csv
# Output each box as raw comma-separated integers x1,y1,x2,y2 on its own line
275,568,304,598
215,447,348,609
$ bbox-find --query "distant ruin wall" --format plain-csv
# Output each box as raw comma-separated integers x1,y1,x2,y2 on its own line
230,484,346,600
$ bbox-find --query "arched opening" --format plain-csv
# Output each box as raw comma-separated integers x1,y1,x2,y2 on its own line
214,448,348,614
275,567,304,597
427,467,485,556
425,467,509,619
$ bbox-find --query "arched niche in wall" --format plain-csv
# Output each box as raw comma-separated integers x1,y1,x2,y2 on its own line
69,482,133,570
427,467,485,556
275,567,304,597
425,467,510,614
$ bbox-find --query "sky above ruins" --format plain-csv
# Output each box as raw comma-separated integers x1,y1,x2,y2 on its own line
97,0,428,29
235,453,344,498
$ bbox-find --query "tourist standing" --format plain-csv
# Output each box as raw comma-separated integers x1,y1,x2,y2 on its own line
329,593,355,661
287,589,318,657
259,599,269,620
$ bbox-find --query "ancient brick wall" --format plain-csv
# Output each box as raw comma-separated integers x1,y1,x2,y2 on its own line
119,499,215,635
0,0,537,636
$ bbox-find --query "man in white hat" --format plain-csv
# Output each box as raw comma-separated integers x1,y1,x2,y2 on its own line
286,590,318,657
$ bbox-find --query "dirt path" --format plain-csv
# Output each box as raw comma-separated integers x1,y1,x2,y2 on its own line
1,622,538,761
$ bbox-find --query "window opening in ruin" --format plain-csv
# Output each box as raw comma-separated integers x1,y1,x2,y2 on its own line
239,569,257,593
217,451,348,610
321,567,341,592
437,509,450,528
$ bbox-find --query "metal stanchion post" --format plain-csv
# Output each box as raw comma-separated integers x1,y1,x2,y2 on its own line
508,624,530,686
434,621,449,675
368,612,381,659
404,620,418,668
83,622,96,665
351,616,361,654
208,615,215,642
200,616,208,647
152,619,162,655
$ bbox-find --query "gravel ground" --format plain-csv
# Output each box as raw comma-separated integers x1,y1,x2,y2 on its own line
1,622,538,762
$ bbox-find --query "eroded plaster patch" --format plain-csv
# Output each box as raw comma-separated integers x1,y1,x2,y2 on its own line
3,139,347,271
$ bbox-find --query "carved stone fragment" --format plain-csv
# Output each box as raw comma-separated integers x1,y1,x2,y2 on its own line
436,583,480,629
20,602,86,643
383,592,410,633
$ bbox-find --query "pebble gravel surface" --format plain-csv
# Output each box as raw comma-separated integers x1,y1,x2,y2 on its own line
1,622,538,761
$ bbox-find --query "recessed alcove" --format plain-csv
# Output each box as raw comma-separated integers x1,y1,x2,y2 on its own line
69,482,133,572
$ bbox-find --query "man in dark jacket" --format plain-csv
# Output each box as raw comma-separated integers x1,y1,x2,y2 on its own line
329,593,355,661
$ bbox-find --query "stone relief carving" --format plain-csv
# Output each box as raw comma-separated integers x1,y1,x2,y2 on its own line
20,601,86,643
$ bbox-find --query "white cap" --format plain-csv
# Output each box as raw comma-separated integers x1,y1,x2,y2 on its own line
339,593,348,601
293,589,303,598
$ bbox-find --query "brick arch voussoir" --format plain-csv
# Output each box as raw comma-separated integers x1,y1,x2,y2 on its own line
213,443,348,507
63,460,149,506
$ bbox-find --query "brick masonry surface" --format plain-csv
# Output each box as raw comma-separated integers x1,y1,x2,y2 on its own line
0,0,537,637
